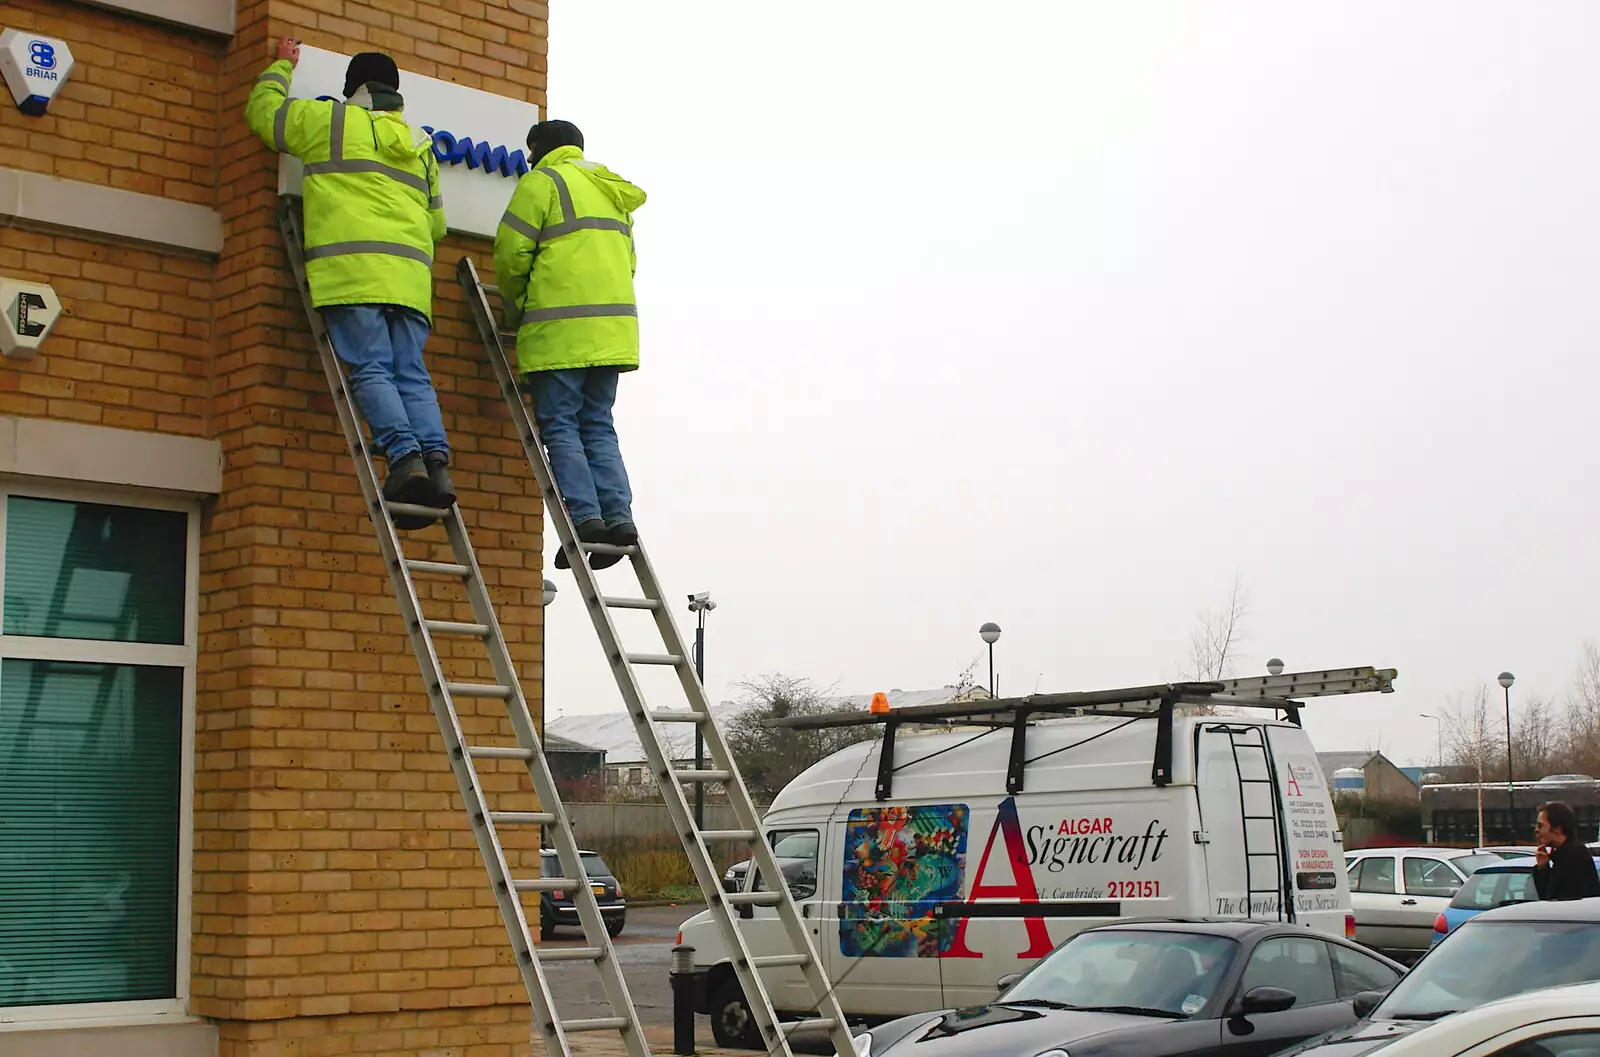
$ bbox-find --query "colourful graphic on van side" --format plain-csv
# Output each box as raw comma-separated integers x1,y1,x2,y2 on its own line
840,804,969,958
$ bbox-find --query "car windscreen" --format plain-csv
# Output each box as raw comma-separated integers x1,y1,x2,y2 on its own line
1003,930,1239,1017
1447,868,1536,910
580,853,612,878
1375,920,1600,1020
1448,853,1502,877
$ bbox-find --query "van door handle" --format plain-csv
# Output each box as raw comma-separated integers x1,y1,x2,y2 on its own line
1400,898,1417,905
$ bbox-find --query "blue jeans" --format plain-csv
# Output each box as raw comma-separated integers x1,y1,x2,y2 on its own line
321,304,449,464
527,367,633,526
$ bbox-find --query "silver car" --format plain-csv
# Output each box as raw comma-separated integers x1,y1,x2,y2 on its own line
1344,847,1501,962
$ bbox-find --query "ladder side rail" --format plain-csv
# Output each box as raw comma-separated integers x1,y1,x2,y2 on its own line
631,543,861,1057
278,208,574,1054
443,514,650,1055
457,257,842,1057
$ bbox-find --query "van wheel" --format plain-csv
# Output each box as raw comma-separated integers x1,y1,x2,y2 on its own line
709,976,762,1049
539,913,556,941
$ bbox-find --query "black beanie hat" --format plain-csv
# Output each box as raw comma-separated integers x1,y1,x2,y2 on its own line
344,52,400,98
526,120,584,163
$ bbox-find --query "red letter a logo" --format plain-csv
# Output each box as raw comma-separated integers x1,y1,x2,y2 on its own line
942,797,1054,960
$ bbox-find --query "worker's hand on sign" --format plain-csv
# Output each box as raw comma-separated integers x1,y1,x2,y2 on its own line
277,37,302,66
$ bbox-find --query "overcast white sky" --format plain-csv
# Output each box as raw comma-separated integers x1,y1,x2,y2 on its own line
537,2,1600,767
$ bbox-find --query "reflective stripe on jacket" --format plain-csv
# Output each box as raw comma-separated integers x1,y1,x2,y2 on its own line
493,145,646,375
245,59,445,320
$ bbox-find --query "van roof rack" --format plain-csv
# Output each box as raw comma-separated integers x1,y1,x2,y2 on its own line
763,667,1397,798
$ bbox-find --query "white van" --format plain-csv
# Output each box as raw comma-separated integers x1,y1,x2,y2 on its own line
678,702,1358,1048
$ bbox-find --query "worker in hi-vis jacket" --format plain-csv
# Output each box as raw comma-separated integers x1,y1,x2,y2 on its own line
247,37,453,529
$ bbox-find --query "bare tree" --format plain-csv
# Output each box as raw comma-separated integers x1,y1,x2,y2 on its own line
1563,640,1600,775
724,674,879,801
1512,694,1558,781
950,651,984,699
1180,574,1249,716
1186,573,1249,682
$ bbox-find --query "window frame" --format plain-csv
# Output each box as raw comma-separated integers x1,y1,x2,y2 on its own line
1238,935,1340,1008
1351,854,1398,895
754,827,821,901
0,481,199,1030
1328,940,1400,998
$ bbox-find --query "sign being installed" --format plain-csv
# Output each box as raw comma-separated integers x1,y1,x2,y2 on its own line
0,29,74,116
0,277,61,359
276,46,542,240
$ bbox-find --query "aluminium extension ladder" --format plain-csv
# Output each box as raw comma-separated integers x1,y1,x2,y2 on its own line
459,255,861,1057
277,204,652,1057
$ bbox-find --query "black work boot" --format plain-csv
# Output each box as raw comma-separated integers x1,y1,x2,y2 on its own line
606,522,639,547
423,450,456,508
555,518,609,570
382,452,434,530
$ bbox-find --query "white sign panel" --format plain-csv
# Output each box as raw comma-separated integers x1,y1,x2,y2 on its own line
0,29,74,116
274,46,542,239
0,277,61,359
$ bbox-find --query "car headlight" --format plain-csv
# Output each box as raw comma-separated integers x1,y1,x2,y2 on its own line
833,1031,871,1057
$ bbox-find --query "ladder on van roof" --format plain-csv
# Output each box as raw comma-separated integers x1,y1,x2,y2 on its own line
763,667,1398,799
458,257,860,1057
277,205,652,1057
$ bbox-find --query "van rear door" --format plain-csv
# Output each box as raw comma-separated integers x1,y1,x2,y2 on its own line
1196,723,1289,921
1264,724,1352,938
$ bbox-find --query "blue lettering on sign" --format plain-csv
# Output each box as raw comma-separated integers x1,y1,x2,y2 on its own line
29,41,56,70
24,68,57,81
422,125,527,178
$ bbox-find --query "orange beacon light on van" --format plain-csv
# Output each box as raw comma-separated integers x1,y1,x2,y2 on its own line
869,692,890,714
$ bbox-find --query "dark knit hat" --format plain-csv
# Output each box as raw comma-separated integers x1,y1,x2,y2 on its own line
526,120,584,164
344,52,400,98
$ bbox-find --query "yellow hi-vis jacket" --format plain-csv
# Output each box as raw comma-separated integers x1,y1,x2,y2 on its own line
246,59,446,320
493,145,646,375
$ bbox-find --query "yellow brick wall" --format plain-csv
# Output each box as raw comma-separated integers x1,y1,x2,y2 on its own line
0,0,555,1051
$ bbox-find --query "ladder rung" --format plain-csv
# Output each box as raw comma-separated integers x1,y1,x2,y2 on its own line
563,1017,630,1034
700,829,759,842
626,653,684,666
514,877,575,893
726,891,783,907
447,682,513,699
467,745,535,760
649,710,706,723
674,769,731,783
538,946,604,963
579,541,638,556
489,811,555,825
603,595,662,611
405,559,470,578
426,619,491,637
387,501,447,522
783,1019,838,1035
752,954,811,969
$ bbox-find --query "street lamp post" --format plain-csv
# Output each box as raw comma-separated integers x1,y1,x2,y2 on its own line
688,593,717,828
979,623,1001,696
1498,672,1516,827
1419,712,1443,769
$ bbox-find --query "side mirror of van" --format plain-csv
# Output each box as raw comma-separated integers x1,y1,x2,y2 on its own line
1351,989,1388,1020
996,973,1022,994
1236,986,1296,1016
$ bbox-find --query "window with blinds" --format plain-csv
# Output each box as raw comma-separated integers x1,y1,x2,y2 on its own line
0,495,189,1011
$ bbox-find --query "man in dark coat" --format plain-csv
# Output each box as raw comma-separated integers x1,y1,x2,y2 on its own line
1532,800,1600,901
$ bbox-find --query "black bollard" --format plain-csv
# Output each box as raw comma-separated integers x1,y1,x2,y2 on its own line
670,944,697,1056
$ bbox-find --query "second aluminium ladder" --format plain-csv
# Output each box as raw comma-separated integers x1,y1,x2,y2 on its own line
277,204,650,1057
459,256,861,1057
